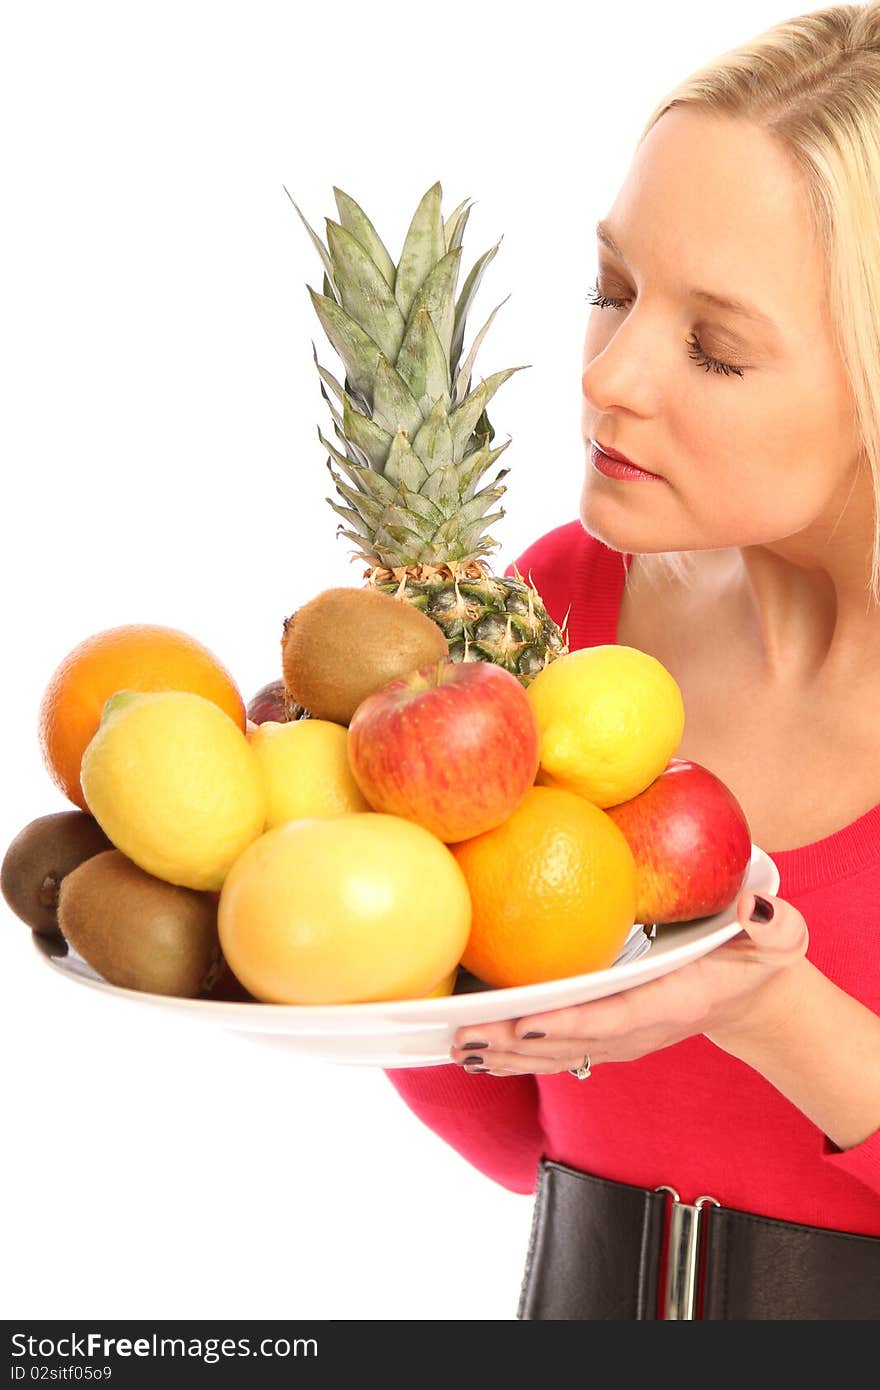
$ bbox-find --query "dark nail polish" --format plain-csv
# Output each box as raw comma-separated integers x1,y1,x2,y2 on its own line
522,1031,546,1039
750,895,774,922
461,1041,489,1050
462,1055,485,1068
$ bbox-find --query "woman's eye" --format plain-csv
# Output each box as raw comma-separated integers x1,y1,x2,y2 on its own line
585,282,629,311
685,333,745,378
585,280,746,379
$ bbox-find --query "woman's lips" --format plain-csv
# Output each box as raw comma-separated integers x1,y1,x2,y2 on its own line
590,440,664,482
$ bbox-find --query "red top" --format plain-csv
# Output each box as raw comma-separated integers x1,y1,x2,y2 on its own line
384,521,880,1235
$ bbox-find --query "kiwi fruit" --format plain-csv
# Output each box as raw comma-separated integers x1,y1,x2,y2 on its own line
282,586,449,725
2,810,114,936
57,850,223,998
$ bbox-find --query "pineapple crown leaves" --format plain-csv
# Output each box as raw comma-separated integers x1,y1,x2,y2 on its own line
292,180,529,568
322,430,513,565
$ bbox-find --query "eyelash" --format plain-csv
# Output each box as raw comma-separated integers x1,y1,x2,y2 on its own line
585,281,745,379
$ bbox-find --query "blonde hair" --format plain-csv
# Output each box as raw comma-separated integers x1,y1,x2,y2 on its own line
630,3,880,606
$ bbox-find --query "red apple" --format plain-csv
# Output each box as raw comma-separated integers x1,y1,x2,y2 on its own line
347,659,541,843
246,680,289,726
605,758,752,924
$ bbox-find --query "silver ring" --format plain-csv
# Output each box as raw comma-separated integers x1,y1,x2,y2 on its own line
568,1053,592,1080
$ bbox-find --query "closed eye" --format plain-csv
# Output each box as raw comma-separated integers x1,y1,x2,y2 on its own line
586,281,746,379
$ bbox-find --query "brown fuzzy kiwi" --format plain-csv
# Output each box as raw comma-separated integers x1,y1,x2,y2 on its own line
1,811,114,937
281,586,449,725
57,850,223,998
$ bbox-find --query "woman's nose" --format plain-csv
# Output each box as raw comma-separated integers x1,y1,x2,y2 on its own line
581,321,656,417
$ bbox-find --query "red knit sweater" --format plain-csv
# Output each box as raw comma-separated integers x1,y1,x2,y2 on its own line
385,520,880,1236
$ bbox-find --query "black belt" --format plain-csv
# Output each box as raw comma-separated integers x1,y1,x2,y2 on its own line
518,1157,880,1320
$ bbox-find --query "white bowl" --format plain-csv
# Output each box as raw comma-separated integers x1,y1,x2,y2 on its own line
32,844,778,1068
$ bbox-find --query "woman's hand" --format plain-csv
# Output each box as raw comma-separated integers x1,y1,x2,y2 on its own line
449,889,809,1077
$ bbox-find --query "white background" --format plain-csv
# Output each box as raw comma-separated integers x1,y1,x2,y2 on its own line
2,0,797,1323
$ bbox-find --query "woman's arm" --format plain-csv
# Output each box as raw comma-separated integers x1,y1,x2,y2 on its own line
708,957,880,1187
383,1064,544,1195
449,889,880,1197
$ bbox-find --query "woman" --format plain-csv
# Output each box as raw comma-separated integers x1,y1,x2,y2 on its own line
384,3,880,1320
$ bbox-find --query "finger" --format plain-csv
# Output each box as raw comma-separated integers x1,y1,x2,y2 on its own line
512,987,647,1045
460,1048,589,1077
735,890,809,955
452,1034,599,1067
512,893,809,1040
450,1018,521,1054
518,970,712,1043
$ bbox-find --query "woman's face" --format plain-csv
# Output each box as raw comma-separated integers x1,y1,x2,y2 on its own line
580,108,863,559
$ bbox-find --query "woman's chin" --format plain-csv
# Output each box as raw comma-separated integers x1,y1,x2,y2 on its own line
579,480,672,555
579,489,642,551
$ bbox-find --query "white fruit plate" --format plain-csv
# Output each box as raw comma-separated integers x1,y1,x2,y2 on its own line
32,844,778,1069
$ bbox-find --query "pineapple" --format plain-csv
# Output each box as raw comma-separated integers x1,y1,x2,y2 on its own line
287,181,568,715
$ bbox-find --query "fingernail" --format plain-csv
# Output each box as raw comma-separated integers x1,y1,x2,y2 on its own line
462,1055,486,1068
522,1031,546,1039
750,895,774,923
460,1040,489,1051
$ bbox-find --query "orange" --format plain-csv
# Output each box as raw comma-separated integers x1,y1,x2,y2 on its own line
39,624,246,811
451,785,637,988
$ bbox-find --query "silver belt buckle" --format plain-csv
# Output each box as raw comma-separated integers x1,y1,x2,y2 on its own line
655,1186,721,1320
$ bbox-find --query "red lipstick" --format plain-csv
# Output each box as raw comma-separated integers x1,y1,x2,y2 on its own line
590,440,664,483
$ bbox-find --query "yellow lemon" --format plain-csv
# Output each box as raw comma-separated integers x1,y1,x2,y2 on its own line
424,966,459,997
218,814,471,1004
80,690,266,891
247,719,370,827
525,645,685,807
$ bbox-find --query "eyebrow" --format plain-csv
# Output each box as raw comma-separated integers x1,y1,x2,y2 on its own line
596,221,778,331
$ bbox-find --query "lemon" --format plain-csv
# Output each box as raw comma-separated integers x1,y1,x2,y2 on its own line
247,719,370,827
525,645,685,807
424,966,459,997
80,690,267,891
218,814,471,1004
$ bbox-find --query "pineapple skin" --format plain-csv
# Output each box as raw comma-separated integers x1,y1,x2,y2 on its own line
284,565,567,721
367,560,568,682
